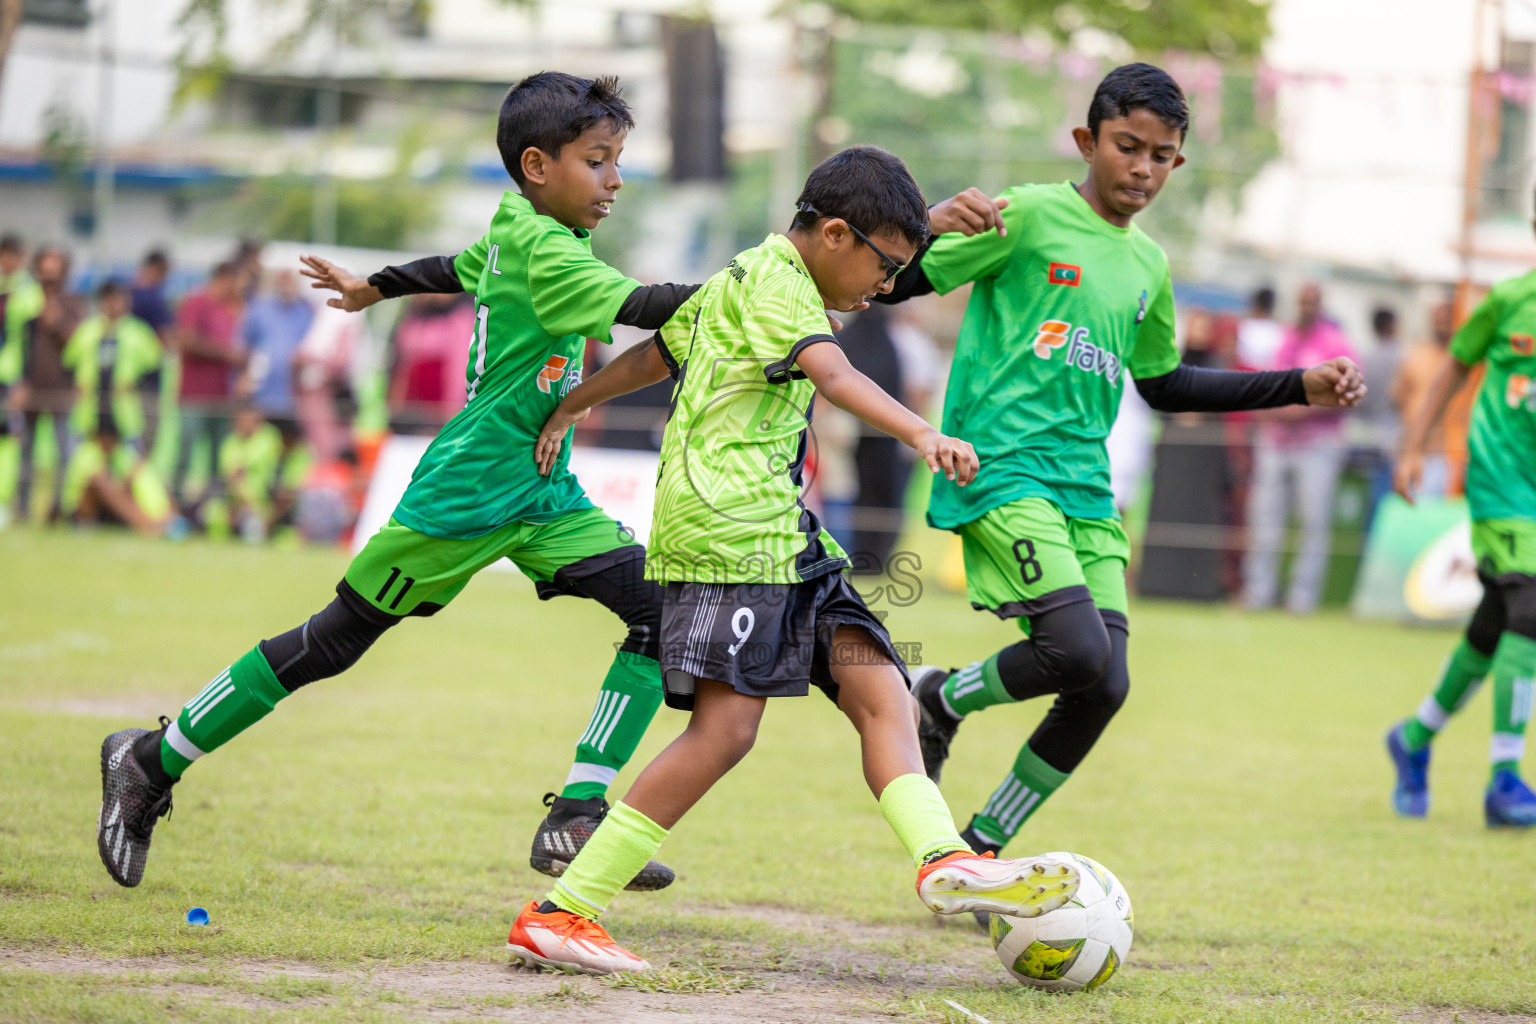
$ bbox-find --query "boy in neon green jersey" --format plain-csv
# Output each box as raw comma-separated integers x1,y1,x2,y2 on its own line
874,64,1365,861
1386,220,1536,825
502,146,1081,976
95,72,698,891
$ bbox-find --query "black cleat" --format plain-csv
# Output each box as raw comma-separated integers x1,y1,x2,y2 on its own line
529,792,675,891
912,666,961,783
960,821,1003,932
97,720,175,887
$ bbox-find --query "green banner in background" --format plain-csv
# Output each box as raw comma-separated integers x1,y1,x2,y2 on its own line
1351,495,1481,626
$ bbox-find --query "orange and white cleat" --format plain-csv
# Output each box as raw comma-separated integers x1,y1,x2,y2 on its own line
506,900,650,976
916,850,1079,918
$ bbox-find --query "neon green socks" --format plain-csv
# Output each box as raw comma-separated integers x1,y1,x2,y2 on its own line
1402,639,1492,751
938,655,1014,719
878,773,969,867
970,743,1070,849
548,801,668,919
158,647,289,779
1490,633,1536,778
562,652,664,801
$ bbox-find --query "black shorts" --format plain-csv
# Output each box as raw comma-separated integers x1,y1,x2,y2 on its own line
658,572,910,711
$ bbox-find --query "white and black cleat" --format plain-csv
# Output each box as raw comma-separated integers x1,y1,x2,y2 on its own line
97,723,175,887
529,792,674,891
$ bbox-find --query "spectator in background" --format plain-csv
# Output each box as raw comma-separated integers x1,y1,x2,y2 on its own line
1242,282,1360,614
172,261,246,512
1355,306,1404,528
386,292,471,434
232,239,265,299
14,246,86,522
62,416,172,536
63,281,162,456
129,249,173,454
242,268,313,491
219,403,286,542
1392,299,1459,499
0,234,34,516
294,304,362,462
1235,286,1283,370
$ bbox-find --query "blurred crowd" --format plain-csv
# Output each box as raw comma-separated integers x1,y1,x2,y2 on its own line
0,234,478,544
0,231,1472,615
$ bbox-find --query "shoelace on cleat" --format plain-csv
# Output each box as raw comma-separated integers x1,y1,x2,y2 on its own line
129,717,175,835
552,913,616,952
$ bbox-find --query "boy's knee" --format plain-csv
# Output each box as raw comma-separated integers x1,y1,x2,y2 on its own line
1502,582,1536,642
259,585,399,692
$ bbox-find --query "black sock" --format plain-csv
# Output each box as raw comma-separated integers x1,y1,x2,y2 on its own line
536,900,562,915
132,727,176,790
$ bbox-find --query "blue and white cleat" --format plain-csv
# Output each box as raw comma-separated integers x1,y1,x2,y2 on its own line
1385,721,1430,818
1484,770,1536,827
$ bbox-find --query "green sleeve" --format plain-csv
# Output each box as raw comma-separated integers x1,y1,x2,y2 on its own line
1450,287,1502,367
1129,267,1180,379
921,186,1028,294
453,234,491,292
527,233,641,343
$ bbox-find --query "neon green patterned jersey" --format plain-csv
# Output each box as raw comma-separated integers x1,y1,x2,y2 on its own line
392,191,640,539
920,181,1181,526
647,233,848,584
1450,270,1536,523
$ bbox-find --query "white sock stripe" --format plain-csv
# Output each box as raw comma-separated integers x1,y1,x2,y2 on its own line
1415,695,1451,733
981,776,1021,819
187,682,235,728
564,762,620,789
589,691,624,751
1492,731,1527,764
577,692,615,750
1514,679,1535,727
164,720,205,762
596,693,632,753
184,669,232,716
1001,790,1042,833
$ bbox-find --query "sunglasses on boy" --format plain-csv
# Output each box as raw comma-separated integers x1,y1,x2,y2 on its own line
796,202,905,282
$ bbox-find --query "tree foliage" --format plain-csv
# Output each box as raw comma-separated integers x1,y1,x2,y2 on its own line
820,0,1270,60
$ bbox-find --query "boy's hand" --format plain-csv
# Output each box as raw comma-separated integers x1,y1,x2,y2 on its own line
534,405,592,476
1302,357,1366,407
299,255,382,312
929,189,1009,237
1393,450,1423,505
914,428,979,486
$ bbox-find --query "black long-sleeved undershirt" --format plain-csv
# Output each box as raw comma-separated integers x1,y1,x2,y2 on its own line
1134,363,1307,413
367,254,699,330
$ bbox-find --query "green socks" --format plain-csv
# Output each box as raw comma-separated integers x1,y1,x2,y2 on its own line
1490,633,1536,777
938,654,1014,719
158,647,289,779
549,801,668,919
1402,639,1492,751
878,773,969,867
971,744,1070,849
561,652,664,801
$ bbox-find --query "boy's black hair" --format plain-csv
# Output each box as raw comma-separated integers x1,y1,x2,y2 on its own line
142,248,169,269
1088,63,1190,141
1252,286,1276,315
496,72,635,186
0,233,22,254
97,279,128,301
1371,306,1397,335
790,145,930,249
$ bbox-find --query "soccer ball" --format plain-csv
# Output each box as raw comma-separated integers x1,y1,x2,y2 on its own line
989,852,1133,991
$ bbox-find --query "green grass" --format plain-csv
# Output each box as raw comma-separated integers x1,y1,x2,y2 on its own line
1,527,1533,1022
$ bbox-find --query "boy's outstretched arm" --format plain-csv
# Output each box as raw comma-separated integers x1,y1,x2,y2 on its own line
300,253,466,311
795,340,977,485
1133,357,1366,414
875,188,1011,306
534,337,672,476
1393,352,1472,504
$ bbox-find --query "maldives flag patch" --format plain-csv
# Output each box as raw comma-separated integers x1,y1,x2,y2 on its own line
1048,262,1082,287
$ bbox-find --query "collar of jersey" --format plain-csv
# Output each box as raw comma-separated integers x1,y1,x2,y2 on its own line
1060,180,1135,239
760,232,813,281
501,190,591,239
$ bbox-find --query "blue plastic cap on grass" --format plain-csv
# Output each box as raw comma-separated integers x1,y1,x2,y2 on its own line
186,907,209,925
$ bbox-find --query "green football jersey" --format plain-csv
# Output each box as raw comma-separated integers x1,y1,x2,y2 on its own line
1450,270,1536,523
920,181,1180,526
647,233,849,584
392,191,641,539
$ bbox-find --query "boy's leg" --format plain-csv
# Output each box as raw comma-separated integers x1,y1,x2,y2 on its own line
1395,585,1502,752
507,509,670,888
97,519,516,887
1471,521,1536,826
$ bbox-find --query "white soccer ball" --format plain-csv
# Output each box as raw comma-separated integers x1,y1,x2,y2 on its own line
989,851,1133,991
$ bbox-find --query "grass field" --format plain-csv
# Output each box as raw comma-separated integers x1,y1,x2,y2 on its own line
2,527,1534,1023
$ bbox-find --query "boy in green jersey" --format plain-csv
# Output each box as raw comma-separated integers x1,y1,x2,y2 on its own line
872,64,1365,859
502,146,1081,976
1386,233,1536,826
96,72,700,891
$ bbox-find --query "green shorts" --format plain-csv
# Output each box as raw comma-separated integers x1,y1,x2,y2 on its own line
1472,518,1536,582
958,497,1130,634
344,506,643,617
